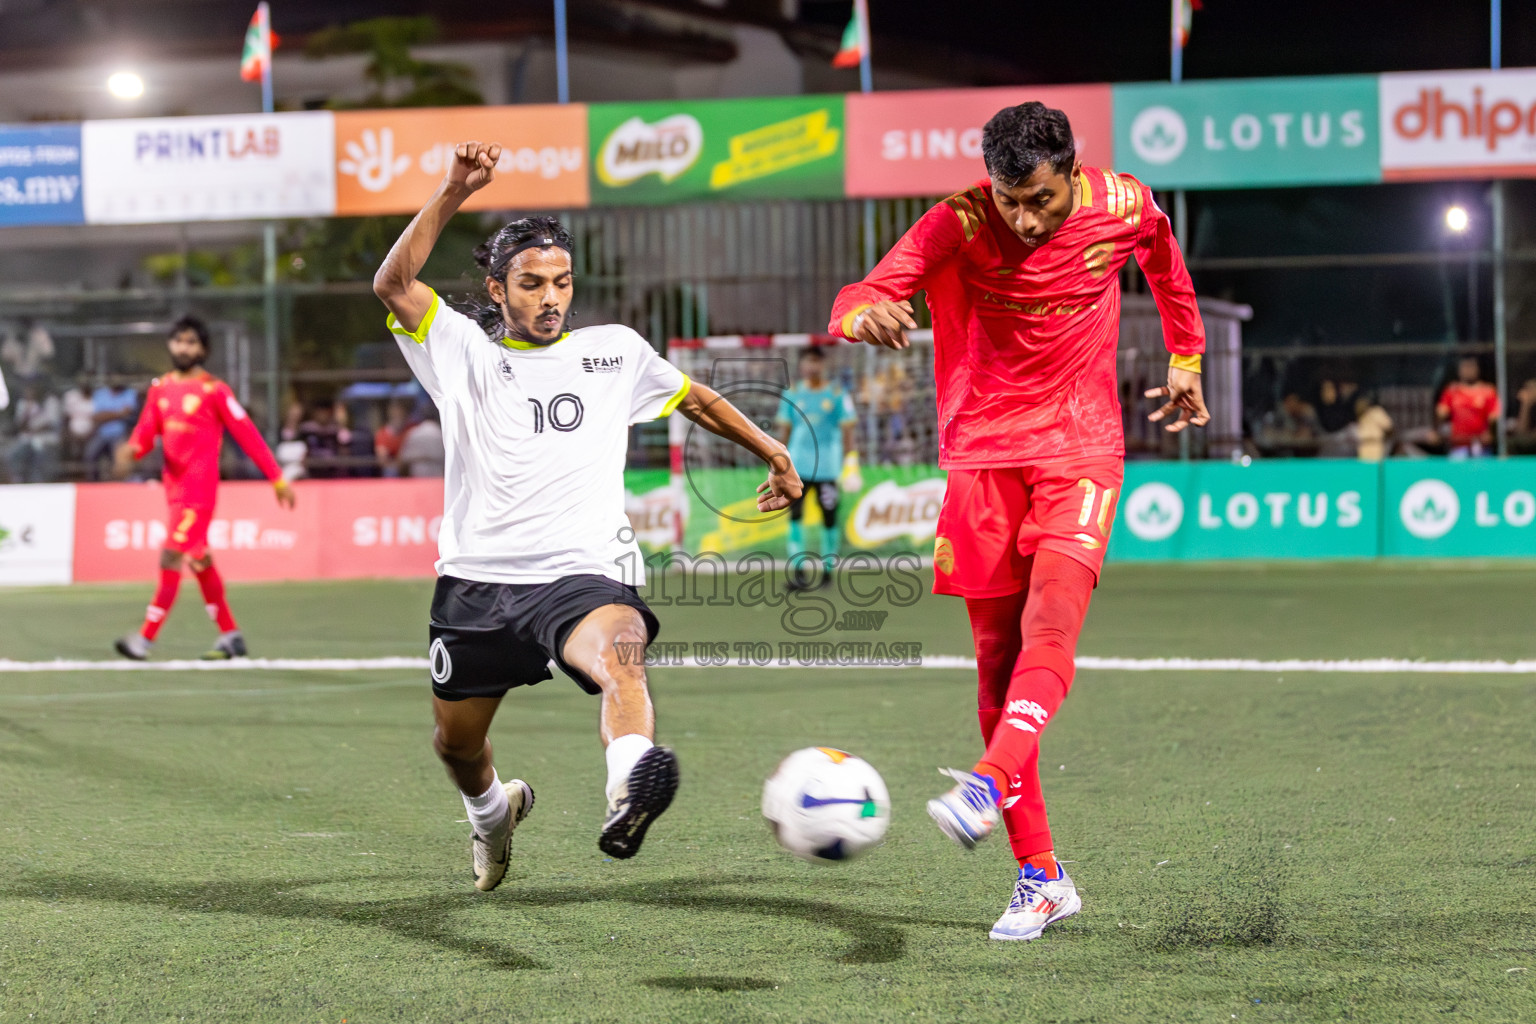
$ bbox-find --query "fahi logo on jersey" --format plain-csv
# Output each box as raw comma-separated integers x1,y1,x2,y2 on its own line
582,355,623,374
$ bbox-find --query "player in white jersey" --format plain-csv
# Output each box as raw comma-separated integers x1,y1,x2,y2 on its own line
374,141,802,889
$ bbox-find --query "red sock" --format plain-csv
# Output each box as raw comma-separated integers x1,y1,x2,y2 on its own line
194,563,238,632
141,567,181,641
971,551,1097,862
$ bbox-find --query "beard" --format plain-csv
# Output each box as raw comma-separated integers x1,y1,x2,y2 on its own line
170,352,204,372
502,302,570,346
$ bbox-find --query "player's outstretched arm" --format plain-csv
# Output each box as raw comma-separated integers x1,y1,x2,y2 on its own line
214,383,295,508
676,381,803,512
373,141,502,334
829,202,962,350
1130,177,1210,433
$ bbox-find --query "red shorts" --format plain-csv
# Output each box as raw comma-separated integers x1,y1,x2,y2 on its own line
165,504,214,558
932,457,1124,597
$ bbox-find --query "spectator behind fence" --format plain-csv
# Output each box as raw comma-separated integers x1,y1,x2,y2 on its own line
84,381,138,479
1315,378,1360,435
1513,379,1536,455
297,399,352,479
61,382,95,463
374,398,413,477
1,321,55,379
1353,392,1393,461
275,402,308,480
397,406,444,477
5,381,62,483
1436,356,1499,458
1257,392,1322,456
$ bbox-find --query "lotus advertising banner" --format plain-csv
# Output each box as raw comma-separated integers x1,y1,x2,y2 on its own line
588,96,845,206
1108,460,1380,561
1383,459,1536,557
0,123,84,227
1113,75,1381,189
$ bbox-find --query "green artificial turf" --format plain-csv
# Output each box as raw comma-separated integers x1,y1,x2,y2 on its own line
0,566,1533,1022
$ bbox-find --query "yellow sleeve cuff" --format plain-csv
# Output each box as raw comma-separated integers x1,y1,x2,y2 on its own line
385,289,440,345
1170,353,1202,373
840,304,873,338
658,374,692,418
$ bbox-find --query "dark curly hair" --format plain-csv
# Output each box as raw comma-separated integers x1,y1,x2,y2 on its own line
169,314,210,352
459,216,576,333
981,102,1076,188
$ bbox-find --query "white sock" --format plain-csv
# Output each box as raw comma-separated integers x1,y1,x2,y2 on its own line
605,734,654,801
461,772,510,837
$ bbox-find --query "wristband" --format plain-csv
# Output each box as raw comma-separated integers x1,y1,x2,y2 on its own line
841,304,873,339
1169,353,1202,373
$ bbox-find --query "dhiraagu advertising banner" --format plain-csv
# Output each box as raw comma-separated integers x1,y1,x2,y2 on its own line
1383,459,1536,557
1109,459,1380,561
1112,75,1381,189
589,95,845,206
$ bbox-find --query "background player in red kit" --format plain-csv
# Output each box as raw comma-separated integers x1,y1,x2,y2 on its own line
829,103,1210,941
113,316,294,661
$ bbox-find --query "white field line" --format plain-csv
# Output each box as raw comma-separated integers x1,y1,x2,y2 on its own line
3,654,1536,675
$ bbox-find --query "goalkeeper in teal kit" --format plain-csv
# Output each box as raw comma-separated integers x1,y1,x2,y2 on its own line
775,346,860,586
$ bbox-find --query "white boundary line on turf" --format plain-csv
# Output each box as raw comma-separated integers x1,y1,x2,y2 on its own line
4,654,1536,674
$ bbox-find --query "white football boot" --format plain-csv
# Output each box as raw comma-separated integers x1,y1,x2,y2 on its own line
989,867,1082,941
925,768,1002,850
471,778,535,892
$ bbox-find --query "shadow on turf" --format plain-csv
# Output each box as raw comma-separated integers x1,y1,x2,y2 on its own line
641,976,777,992
3,871,977,969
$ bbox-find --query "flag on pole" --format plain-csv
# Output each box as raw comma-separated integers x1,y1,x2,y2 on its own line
1178,0,1202,46
833,0,868,69
240,3,274,83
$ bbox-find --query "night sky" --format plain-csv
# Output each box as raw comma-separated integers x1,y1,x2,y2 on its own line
0,0,1531,83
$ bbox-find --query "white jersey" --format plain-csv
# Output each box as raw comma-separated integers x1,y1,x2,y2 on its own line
390,289,689,586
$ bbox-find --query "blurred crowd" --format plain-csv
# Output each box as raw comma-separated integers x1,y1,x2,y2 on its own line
1253,357,1536,461
1,330,445,485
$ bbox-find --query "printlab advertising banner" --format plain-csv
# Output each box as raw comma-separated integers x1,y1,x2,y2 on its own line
1383,459,1536,557
1108,460,1380,562
588,95,845,206
0,123,83,227
843,85,1113,199
1112,76,1380,189
1380,68,1536,180
81,112,335,223
333,105,588,216
0,484,77,585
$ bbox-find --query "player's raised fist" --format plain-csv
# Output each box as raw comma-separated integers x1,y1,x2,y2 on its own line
448,142,502,192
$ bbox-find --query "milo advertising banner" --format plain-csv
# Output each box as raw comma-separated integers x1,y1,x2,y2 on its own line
589,96,845,206
624,464,944,560
1108,460,1380,561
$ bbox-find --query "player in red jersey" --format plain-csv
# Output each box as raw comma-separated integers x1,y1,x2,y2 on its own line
113,316,294,661
1436,356,1500,456
829,103,1209,941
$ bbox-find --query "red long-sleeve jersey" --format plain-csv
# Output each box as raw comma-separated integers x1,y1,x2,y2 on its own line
829,168,1205,468
127,371,283,508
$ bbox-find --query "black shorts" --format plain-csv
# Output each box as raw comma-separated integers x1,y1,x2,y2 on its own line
428,573,660,701
789,479,841,526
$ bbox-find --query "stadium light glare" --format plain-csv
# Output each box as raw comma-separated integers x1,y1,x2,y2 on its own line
1445,205,1470,233
107,71,144,100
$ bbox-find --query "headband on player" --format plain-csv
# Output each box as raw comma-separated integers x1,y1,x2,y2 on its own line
490,236,573,278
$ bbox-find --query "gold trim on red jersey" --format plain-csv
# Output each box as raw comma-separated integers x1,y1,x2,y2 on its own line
943,185,989,243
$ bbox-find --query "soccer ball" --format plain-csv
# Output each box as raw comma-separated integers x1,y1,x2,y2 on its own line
762,746,891,863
